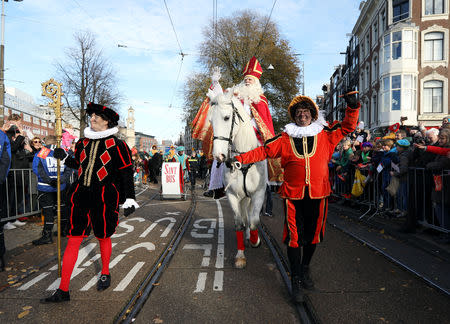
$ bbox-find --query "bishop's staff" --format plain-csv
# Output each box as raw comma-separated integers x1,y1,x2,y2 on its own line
41,79,64,276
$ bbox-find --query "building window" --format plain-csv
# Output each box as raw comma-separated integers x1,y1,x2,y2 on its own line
425,0,444,15
382,74,416,112
371,94,378,125
373,21,378,42
383,29,416,62
380,9,386,34
393,0,409,22
384,34,391,63
423,80,443,113
372,56,379,82
392,75,401,110
366,66,370,89
424,32,444,61
360,72,365,92
392,31,402,60
23,113,31,122
365,33,370,55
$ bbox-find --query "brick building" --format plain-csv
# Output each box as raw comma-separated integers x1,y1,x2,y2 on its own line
352,0,449,129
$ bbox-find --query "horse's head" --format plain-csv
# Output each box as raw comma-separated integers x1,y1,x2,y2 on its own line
209,90,257,162
209,92,241,162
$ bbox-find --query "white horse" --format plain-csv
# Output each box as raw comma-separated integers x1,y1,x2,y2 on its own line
209,90,267,268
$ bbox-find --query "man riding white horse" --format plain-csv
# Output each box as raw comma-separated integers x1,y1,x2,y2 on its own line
227,91,360,303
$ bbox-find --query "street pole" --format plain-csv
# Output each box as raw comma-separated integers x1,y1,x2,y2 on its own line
41,79,64,277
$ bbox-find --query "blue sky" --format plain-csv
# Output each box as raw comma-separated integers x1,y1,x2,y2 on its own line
4,0,360,142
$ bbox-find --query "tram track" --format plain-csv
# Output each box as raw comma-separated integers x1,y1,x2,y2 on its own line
0,186,158,293
114,191,197,324
259,221,322,324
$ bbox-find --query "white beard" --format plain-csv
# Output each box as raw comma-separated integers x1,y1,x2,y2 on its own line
234,80,263,105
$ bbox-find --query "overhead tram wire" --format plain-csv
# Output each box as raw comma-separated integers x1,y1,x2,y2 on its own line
163,0,186,109
252,0,277,57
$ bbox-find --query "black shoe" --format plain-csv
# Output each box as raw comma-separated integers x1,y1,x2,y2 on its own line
33,230,53,245
300,265,314,290
213,188,225,199
291,276,304,303
40,289,70,303
97,274,111,291
203,190,214,198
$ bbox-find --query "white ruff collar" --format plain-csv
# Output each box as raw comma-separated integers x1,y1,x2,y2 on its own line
84,126,118,139
284,113,328,138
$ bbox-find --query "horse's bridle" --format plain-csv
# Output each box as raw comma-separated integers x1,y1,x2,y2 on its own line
212,99,244,159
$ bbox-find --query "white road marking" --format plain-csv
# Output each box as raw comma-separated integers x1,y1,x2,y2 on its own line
213,271,224,291
144,201,189,207
18,272,50,290
112,218,146,238
113,262,145,291
215,200,225,271
194,272,207,293
191,219,216,238
123,242,155,253
165,211,181,215
139,217,176,238
183,244,212,267
80,253,126,291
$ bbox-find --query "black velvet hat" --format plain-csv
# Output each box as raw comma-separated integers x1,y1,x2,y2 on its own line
86,102,120,127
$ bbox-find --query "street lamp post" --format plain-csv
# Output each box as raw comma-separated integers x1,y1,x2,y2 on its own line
1,0,23,121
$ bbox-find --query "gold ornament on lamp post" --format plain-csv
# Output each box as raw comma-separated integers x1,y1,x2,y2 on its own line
41,78,64,276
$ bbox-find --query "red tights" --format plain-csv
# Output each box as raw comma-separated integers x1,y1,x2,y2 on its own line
59,236,112,292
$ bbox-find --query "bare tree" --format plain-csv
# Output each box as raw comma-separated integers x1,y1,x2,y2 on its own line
55,30,121,136
183,10,300,132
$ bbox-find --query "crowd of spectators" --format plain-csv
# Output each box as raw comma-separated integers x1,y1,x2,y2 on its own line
329,116,450,240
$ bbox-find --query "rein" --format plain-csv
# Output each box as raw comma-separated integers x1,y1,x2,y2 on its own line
212,99,253,198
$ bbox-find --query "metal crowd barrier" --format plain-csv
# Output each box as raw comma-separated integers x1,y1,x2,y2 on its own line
330,165,450,234
1,168,78,223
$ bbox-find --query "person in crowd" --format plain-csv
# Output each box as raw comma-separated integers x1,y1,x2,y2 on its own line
380,139,398,213
61,124,76,151
426,128,440,146
425,128,450,233
188,149,199,190
41,102,138,303
395,129,407,141
226,91,360,303
172,146,189,183
164,145,176,162
149,149,162,184
2,114,33,229
198,151,207,180
415,143,450,157
0,128,11,271
332,139,354,200
30,137,43,154
389,139,411,218
31,135,71,245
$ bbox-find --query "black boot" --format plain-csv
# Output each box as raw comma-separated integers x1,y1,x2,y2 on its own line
40,289,70,303
203,190,214,197
97,274,111,291
33,230,53,245
291,276,304,303
300,265,314,290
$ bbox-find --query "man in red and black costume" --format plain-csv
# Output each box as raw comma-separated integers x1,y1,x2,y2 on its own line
41,102,139,303
227,92,360,303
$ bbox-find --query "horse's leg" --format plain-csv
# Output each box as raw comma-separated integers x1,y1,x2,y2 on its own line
248,185,266,248
227,194,247,269
240,197,251,243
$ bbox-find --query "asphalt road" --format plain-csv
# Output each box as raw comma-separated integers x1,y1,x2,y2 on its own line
0,184,448,323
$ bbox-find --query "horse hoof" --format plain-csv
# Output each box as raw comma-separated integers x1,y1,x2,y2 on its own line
250,237,261,248
235,257,246,269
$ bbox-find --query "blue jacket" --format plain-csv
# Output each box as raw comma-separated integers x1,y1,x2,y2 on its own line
0,130,11,183
32,145,70,192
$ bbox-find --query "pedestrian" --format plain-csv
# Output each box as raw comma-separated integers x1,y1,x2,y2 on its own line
390,139,411,217
188,149,199,190
226,91,360,303
2,115,33,228
0,128,11,271
31,135,71,245
40,102,138,303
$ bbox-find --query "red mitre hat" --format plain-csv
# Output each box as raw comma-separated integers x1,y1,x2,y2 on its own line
242,56,263,80
388,123,400,133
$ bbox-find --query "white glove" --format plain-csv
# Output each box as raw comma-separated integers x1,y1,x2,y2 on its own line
122,198,139,209
211,66,221,83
